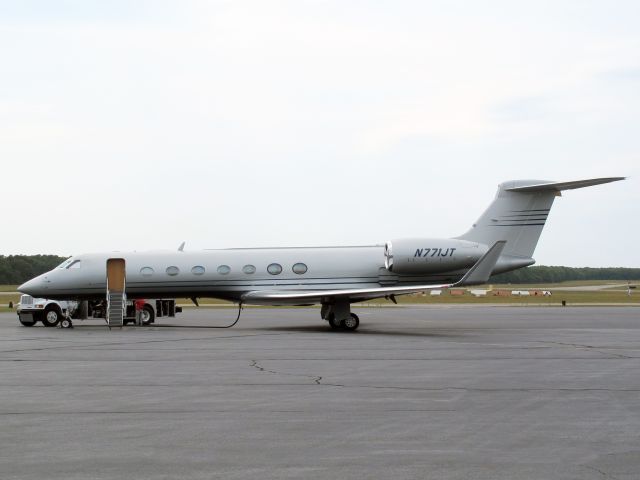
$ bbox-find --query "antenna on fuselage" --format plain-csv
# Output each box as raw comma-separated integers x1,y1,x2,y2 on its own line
178,241,185,252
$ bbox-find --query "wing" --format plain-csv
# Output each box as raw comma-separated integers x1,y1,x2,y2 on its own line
241,241,506,305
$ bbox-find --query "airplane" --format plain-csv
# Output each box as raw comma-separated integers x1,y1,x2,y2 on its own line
19,177,624,331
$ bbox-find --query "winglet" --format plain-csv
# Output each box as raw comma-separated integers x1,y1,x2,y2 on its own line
456,241,506,286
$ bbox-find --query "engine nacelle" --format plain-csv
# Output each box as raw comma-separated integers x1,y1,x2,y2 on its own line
384,238,486,274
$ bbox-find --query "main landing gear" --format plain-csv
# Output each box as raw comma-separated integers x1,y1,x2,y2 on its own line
321,301,360,331
329,313,359,331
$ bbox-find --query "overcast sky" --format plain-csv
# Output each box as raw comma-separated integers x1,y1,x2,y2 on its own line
1,1,638,267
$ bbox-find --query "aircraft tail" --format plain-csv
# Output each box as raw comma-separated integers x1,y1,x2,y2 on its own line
456,177,625,263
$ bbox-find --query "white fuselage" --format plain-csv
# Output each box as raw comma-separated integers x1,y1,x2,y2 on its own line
19,244,474,302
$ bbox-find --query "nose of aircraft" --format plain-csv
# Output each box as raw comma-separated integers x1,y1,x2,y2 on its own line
18,274,48,296
18,278,35,295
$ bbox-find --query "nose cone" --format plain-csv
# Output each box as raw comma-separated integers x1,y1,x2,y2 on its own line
18,278,35,295
19,274,48,297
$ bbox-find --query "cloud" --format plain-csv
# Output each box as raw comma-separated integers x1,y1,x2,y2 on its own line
0,1,638,266
598,67,640,81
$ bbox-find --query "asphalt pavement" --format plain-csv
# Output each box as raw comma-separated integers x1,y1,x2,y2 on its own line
1,306,639,479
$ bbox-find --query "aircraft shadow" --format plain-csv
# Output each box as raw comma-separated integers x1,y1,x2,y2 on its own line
57,323,464,338
253,324,463,338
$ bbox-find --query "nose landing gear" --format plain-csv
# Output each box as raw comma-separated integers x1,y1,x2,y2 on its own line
60,318,74,329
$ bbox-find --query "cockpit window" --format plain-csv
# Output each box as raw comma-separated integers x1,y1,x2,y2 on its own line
67,260,81,269
57,259,73,269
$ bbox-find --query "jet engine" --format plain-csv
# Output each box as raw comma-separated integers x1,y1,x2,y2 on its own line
384,238,486,274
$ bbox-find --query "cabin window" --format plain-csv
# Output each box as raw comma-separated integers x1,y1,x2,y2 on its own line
267,263,282,275
140,267,154,277
242,264,256,274
217,265,231,275
191,266,205,276
292,263,307,274
166,266,180,276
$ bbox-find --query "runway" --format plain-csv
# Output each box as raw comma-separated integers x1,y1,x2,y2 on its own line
1,306,639,479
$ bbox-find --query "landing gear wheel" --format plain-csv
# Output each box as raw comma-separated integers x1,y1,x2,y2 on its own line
342,313,360,331
60,318,73,329
19,318,36,327
328,314,342,330
141,305,155,325
41,307,61,327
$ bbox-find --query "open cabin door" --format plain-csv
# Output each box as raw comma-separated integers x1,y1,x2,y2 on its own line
106,258,126,328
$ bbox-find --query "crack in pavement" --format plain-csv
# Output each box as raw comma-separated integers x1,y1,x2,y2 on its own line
250,359,322,385
585,465,618,479
243,361,639,393
538,341,633,359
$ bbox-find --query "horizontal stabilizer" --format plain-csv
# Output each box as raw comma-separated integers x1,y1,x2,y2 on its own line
505,177,625,193
457,240,506,286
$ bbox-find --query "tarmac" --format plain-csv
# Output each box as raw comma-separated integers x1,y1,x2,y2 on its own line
1,306,639,480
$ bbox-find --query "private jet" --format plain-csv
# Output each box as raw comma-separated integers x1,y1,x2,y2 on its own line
19,177,624,330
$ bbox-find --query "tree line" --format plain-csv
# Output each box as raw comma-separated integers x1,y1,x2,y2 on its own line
0,255,67,285
1,254,639,286
490,266,640,284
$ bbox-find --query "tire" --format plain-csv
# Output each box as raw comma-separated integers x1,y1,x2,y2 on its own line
141,305,155,325
60,318,73,329
19,317,36,327
328,314,342,330
342,313,360,331
41,306,62,327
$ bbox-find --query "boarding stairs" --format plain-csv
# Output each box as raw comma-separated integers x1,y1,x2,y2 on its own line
106,258,126,329
106,292,125,327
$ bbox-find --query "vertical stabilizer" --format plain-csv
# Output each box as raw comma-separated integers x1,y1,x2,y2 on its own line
456,177,624,260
